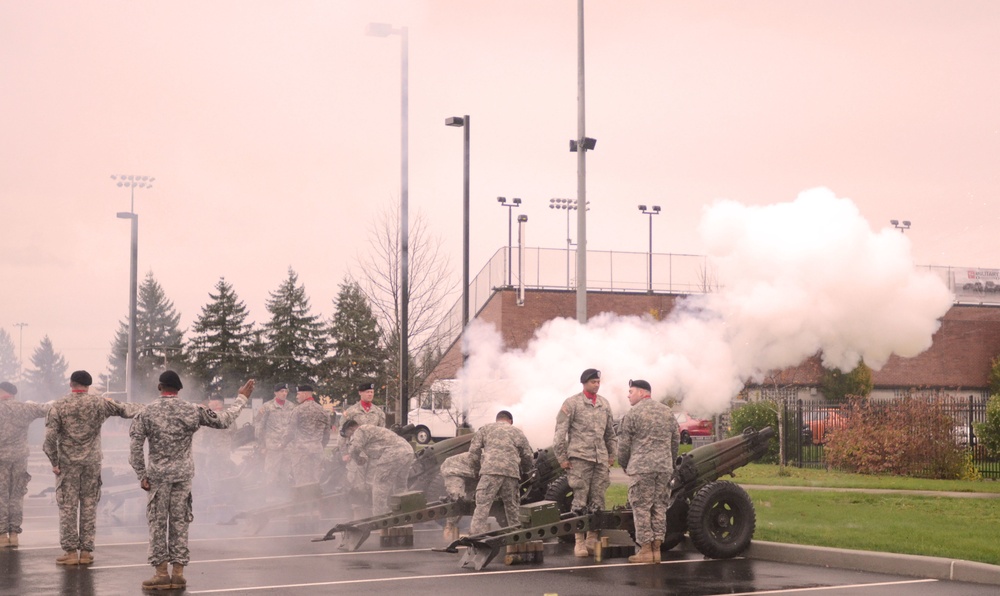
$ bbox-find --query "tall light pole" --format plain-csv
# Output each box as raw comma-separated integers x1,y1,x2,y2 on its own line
112,174,153,403
571,0,596,323
890,219,911,233
638,205,661,292
13,322,27,381
367,22,410,425
497,197,521,287
516,214,528,306
445,116,471,332
549,198,588,289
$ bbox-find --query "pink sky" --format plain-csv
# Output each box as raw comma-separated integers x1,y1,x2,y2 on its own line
2,1,998,381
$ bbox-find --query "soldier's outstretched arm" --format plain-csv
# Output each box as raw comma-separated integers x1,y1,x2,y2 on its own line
200,381,253,429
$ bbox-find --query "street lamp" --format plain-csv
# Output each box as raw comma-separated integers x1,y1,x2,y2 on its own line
112,174,154,403
445,116,471,333
638,205,661,292
367,22,410,425
516,214,528,306
549,198,588,289
890,219,911,233
13,322,27,381
497,197,522,287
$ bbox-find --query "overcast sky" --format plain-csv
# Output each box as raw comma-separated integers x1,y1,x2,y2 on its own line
2,1,997,384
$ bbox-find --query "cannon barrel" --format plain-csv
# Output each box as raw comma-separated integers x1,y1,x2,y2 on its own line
668,426,774,501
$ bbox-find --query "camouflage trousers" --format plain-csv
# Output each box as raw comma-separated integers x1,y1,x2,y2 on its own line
470,474,519,536
444,475,476,526
369,452,415,516
627,471,670,545
289,451,322,487
0,458,31,534
567,458,610,511
145,479,194,566
264,450,289,486
55,463,102,552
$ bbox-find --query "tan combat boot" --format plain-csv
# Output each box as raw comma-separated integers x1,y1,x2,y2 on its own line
0,533,9,547
170,563,186,589
585,531,600,555
443,522,459,542
651,540,662,563
573,532,589,557
55,550,79,565
141,562,171,590
7,533,17,548
78,551,94,565
628,542,656,564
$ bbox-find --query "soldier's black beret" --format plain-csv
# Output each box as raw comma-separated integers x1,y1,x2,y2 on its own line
629,379,651,391
70,370,93,387
580,368,601,383
297,384,314,392
358,382,375,392
158,370,183,390
273,382,288,392
0,381,17,395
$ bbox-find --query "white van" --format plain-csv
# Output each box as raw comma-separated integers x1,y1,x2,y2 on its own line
407,379,469,444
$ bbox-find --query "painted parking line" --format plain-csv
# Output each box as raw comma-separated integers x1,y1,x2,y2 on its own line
724,578,938,595
91,548,438,570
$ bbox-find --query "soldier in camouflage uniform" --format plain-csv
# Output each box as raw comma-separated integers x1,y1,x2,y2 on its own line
617,379,679,564
253,382,295,497
340,420,415,516
341,381,385,517
280,384,330,487
0,381,49,548
553,368,618,557
43,370,140,566
129,371,252,591
192,397,238,508
439,451,478,540
468,411,534,536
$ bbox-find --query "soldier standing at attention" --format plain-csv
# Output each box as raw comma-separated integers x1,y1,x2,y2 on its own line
340,420,414,515
43,370,139,566
468,410,534,536
129,371,252,591
281,384,330,487
0,381,49,548
341,381,385,517
553,368,618,557
617,379,679,564
253,382,295,497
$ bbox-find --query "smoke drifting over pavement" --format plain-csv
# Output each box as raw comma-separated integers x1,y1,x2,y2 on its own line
458,188,955,448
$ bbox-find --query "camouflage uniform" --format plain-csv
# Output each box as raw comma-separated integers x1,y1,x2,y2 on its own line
440,452,478,527
43,392,139,553
0,399,49,537
617,398,680,545
553,391,618,510
253,398,295,487
346,425,414,515
468,422,534,535
281,399,330,486
129,394,247,566
193,422,237,482
341,401,385,511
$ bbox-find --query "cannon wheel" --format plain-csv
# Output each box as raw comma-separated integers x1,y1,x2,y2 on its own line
686,480,755,559
414,426,433,445
544,475,576,544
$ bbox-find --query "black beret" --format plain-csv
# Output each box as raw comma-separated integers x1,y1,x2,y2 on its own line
297,384,314,392
273,382,288,392
629,379,651,392
0,381,17,396
580,368,601,383
70,370,93,387
158,370,183,390
358,382,375,392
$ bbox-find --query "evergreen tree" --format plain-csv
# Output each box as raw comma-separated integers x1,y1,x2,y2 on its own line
23,335,68,400
261,268,328,387
187,277,255,398
107,272,187,401
324,280,387,404
819,360,874,402
0,328,18,381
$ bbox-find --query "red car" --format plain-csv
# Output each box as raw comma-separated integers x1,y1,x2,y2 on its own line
674,412,713,444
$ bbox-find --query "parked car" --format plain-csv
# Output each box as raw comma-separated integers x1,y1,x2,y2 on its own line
801,409,845,445
674,412,713,444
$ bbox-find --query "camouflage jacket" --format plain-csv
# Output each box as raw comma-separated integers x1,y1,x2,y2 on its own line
129,395,247,483
440,452,478,480
617,398,679,475
553,392,618,465
342,401,385,428
253,398,295,451
193,421,236,455
44,391,139,468
282,399,330,450
0,399,49,460
469,422,534,479
346,425,412,466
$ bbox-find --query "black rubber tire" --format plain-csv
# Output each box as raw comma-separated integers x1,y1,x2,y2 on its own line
414,426,432,445
543,475,576,544
686,480,755,559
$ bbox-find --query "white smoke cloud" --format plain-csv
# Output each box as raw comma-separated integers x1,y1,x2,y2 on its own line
456,188,954,448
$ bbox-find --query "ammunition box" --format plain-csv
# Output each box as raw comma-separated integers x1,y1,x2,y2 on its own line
519,500,560,527
390,491,427,512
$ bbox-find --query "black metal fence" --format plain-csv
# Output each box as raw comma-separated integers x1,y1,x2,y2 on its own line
775,395,998,479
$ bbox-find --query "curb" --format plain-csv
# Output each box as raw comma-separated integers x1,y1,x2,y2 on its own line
744,540,1000,586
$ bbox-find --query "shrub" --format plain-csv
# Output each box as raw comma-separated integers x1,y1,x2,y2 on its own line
728,401,780,464
975,394,1000,457
819,361,874,402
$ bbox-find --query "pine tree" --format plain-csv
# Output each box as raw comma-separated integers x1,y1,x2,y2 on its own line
261,268,329,388
23,335,68,401
187,277,255,398
0,328,18,381
324,280,388,404
107,272,187,401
